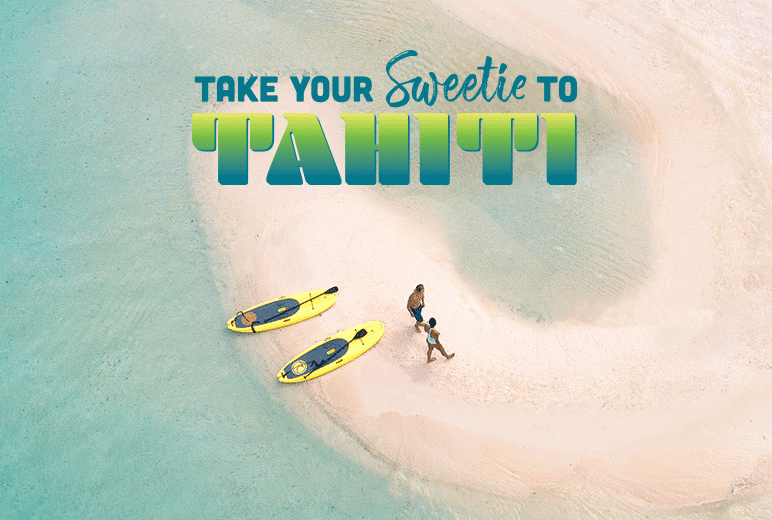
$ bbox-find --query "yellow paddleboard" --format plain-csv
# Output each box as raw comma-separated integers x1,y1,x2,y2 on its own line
277,321,385,383
227,287,338,333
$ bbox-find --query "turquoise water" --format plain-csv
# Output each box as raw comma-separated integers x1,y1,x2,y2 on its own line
1,0,770,518
0,1,443,518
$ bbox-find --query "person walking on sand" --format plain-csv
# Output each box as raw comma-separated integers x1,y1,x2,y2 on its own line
424,317,454,363
406,284,426,332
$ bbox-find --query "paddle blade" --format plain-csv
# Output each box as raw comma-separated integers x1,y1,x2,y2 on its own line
325,286,339,294
351,328,368,341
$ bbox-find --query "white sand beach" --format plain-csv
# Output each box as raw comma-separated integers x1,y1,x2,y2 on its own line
191,0,772,508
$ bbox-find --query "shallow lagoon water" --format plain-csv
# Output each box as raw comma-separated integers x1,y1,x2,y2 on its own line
0,1,447,517
2,0,770,518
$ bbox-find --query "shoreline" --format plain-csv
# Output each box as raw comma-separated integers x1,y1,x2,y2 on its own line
189,0,772,504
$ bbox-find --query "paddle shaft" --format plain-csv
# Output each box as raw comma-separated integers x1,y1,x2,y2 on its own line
250,286,339,329
307,328,368,373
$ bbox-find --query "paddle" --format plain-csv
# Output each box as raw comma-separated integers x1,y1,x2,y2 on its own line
349,328,368,342
307,328,368,373
244,286,339,331
321,328,368,364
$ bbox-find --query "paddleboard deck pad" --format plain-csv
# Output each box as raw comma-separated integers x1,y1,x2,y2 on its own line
227,287,337,333
277,321,385,383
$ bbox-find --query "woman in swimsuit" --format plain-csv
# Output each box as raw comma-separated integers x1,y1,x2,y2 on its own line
424,317,455,363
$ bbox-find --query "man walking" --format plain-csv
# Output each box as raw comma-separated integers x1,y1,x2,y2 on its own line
406,284,426,332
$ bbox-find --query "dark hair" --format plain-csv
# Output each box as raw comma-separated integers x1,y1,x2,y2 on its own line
428,317,436,327
416,284,424,291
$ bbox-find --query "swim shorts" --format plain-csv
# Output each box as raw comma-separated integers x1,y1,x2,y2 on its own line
411,305,424,323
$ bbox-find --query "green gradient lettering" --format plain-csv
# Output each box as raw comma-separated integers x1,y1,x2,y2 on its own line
414,113,449,185
541,113,577,185
192,112,577,186
340,113,409,185
457,113,539,185
191,113,274,185
266,114,341,185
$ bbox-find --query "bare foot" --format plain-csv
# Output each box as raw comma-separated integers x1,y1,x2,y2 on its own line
446,353,455,360
427,357,436,363
414,325,422,332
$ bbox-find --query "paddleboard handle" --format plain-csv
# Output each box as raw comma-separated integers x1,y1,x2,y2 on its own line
234,310,258,332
